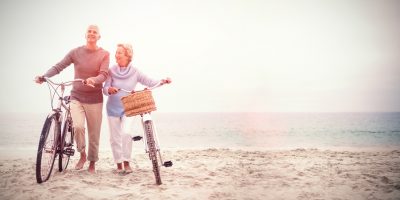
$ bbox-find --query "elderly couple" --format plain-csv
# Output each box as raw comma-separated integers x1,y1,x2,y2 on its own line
34,25,171,174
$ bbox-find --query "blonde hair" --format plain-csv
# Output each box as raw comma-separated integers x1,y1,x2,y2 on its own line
117,43,133,62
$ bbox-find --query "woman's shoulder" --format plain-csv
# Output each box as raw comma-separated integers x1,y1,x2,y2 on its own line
128,63,140,72
109,64,119,71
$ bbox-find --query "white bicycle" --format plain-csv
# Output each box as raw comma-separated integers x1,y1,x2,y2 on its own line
119,82,172,185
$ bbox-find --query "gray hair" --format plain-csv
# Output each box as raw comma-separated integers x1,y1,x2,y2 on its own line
87,24,100,35
117,43,133,62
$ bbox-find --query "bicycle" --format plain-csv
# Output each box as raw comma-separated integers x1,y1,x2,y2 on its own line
35,77,87,183
119,82,173,185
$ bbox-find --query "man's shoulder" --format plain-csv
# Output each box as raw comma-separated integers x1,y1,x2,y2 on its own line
98,47,110,55
72,46,109,54
66,46,83,54
74,45,86,51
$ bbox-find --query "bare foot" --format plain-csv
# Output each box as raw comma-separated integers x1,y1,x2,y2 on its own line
75,152,87,170
124,161,132,173
116,163,123,173
88,161,96,174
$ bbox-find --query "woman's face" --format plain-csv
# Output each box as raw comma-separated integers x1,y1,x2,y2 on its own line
115,47,130,67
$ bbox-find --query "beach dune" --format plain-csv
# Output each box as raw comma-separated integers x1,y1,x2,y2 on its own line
1,149,399,200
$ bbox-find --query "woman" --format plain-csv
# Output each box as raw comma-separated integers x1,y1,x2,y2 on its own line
103,43,171,173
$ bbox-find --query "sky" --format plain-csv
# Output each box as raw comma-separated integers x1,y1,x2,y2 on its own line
0,0,399,113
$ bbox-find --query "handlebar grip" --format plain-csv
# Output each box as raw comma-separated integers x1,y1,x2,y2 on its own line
39,76,46,82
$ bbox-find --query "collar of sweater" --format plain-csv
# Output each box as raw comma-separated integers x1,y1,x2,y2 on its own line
111,62,137,79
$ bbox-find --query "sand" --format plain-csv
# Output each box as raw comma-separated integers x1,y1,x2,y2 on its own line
1,148,399,200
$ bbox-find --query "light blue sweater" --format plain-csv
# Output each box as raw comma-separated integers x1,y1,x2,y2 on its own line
103,62,159,117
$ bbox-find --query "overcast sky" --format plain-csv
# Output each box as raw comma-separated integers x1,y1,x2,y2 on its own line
0,0,399,113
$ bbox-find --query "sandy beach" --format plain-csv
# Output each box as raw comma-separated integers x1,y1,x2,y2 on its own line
1,148,399,200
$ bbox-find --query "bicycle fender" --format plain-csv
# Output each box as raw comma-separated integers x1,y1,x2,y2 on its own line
142,113,152,122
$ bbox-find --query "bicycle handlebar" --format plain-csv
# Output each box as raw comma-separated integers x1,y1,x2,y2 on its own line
43,77,84,86
42,77,94,88
118,81,164,93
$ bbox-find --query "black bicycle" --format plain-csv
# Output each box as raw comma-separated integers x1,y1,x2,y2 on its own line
35,77,85,183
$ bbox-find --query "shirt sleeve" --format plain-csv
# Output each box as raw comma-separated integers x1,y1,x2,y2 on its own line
137,69,160,87
102,70,112,96
43,49,74,77
92,51,110,84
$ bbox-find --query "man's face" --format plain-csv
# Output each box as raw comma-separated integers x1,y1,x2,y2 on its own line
86,26,100,43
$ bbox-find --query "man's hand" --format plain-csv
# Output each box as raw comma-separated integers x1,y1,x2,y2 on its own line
34,76,45,84
84,78,95,87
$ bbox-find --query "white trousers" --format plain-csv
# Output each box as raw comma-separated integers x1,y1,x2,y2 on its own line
107,115,135,164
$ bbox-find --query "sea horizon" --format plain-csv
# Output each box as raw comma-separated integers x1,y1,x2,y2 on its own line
1,111,399,158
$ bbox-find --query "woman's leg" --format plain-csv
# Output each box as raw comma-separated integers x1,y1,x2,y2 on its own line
121,115,134,172
108,116,124,164
121,115,134,162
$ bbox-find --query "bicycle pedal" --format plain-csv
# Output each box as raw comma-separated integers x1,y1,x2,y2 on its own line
64,148,75,156
132,136,143,141
163,161,173,167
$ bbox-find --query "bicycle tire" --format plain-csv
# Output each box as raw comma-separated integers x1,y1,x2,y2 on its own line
144,120,162,185
59,118,73,172
36,114,60,183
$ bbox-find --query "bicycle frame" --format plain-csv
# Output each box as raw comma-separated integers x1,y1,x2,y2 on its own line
119,82,162,150
119,82,165,159
44,78,82,108
45,78,80,140
117,82,172,184
36,77,84,183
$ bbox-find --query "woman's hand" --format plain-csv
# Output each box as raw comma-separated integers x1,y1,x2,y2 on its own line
161,77,172,85
108,87,119,95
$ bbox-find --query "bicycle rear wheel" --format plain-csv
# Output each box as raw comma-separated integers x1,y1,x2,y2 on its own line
59,118,74,172
144,120,162,185
36,114,60,183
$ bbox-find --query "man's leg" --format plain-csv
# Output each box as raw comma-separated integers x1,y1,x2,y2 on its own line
84,102,103,173
70,100,87,170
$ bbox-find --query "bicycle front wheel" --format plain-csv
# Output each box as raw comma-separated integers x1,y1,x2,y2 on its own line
59,118,74,172
36,114,60,183
144,120,162,185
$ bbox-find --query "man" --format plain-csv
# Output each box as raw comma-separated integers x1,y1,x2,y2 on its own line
35,25,109,173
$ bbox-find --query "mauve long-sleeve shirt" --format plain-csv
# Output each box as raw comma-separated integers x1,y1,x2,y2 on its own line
103,62,159,117
44,46,110,103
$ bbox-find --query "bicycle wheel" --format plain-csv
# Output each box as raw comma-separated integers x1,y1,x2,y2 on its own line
144,120,162,185
58,118,74,172
36,114,60,183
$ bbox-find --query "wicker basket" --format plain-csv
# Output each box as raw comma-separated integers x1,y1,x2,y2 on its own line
121,90,156,117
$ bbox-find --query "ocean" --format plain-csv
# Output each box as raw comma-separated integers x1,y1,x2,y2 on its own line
0,112,399,158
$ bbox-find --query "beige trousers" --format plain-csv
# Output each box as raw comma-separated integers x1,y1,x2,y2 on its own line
70,100,103,162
